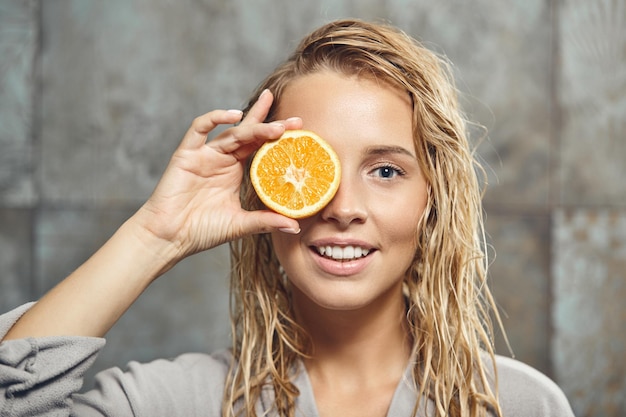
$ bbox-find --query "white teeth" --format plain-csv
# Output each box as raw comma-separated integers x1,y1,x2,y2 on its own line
316,245,370,260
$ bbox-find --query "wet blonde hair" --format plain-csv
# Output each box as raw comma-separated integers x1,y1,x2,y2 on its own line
227,18,503,417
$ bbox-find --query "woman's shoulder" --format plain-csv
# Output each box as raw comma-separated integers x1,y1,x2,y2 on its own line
162,348,233,372
494,355,575,417
78,349,235,416
119,348,233,392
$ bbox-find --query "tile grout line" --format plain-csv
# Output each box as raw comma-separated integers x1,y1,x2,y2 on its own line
30,0,43,299
547,0,562,382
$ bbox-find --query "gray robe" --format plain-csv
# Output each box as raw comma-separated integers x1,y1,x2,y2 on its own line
0,303,575,416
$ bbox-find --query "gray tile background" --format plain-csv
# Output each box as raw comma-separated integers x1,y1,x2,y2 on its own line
0,1,624,415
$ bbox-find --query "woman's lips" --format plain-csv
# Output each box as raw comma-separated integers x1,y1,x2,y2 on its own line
309,243,376,276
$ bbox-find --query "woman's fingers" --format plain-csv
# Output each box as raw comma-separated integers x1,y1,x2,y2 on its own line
205,89,277,157
179,109,244,150
240,88,273,125
236,210,301,237
180,90,303,160
208,116,303,159
209,122,285,156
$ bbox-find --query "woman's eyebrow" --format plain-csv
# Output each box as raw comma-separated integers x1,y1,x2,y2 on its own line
364,145,416,158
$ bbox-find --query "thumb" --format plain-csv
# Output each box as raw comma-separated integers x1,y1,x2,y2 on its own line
241,211,301,236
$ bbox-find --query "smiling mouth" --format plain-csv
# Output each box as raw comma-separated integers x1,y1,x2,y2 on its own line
313,245,372,261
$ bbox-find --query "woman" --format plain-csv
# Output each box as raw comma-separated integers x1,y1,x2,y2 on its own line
0,19,573,417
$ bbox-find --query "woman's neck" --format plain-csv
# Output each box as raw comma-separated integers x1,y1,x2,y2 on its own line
293,285,412,386
292,284,411,417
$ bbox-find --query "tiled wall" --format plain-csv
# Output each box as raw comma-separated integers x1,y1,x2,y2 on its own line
1,1,624,415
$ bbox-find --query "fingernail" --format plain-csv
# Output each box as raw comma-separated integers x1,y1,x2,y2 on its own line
227,109,243,115
279,227,300,234
260,88,271,98
270,122,286,130
286,117,301,123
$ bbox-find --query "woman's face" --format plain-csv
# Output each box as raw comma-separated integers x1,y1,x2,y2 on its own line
271,70,428,313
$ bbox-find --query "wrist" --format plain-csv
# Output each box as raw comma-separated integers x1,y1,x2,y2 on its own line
120,211,183,280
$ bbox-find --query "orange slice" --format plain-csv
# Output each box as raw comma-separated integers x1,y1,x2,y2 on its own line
250,130,341,219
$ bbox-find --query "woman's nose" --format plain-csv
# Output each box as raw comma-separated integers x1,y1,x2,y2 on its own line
320,176,367,228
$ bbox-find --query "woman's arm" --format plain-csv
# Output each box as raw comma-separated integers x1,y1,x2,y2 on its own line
3,91,301,341
2,218,177,340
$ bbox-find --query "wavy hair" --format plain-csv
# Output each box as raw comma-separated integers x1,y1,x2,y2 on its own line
226,18,504,417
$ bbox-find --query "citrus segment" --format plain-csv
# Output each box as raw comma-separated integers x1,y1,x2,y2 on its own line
250,130,341,219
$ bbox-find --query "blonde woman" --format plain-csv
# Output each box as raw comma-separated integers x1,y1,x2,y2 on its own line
0,19,573,417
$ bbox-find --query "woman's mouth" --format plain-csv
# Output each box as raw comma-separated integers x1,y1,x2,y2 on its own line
313,245,372,261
